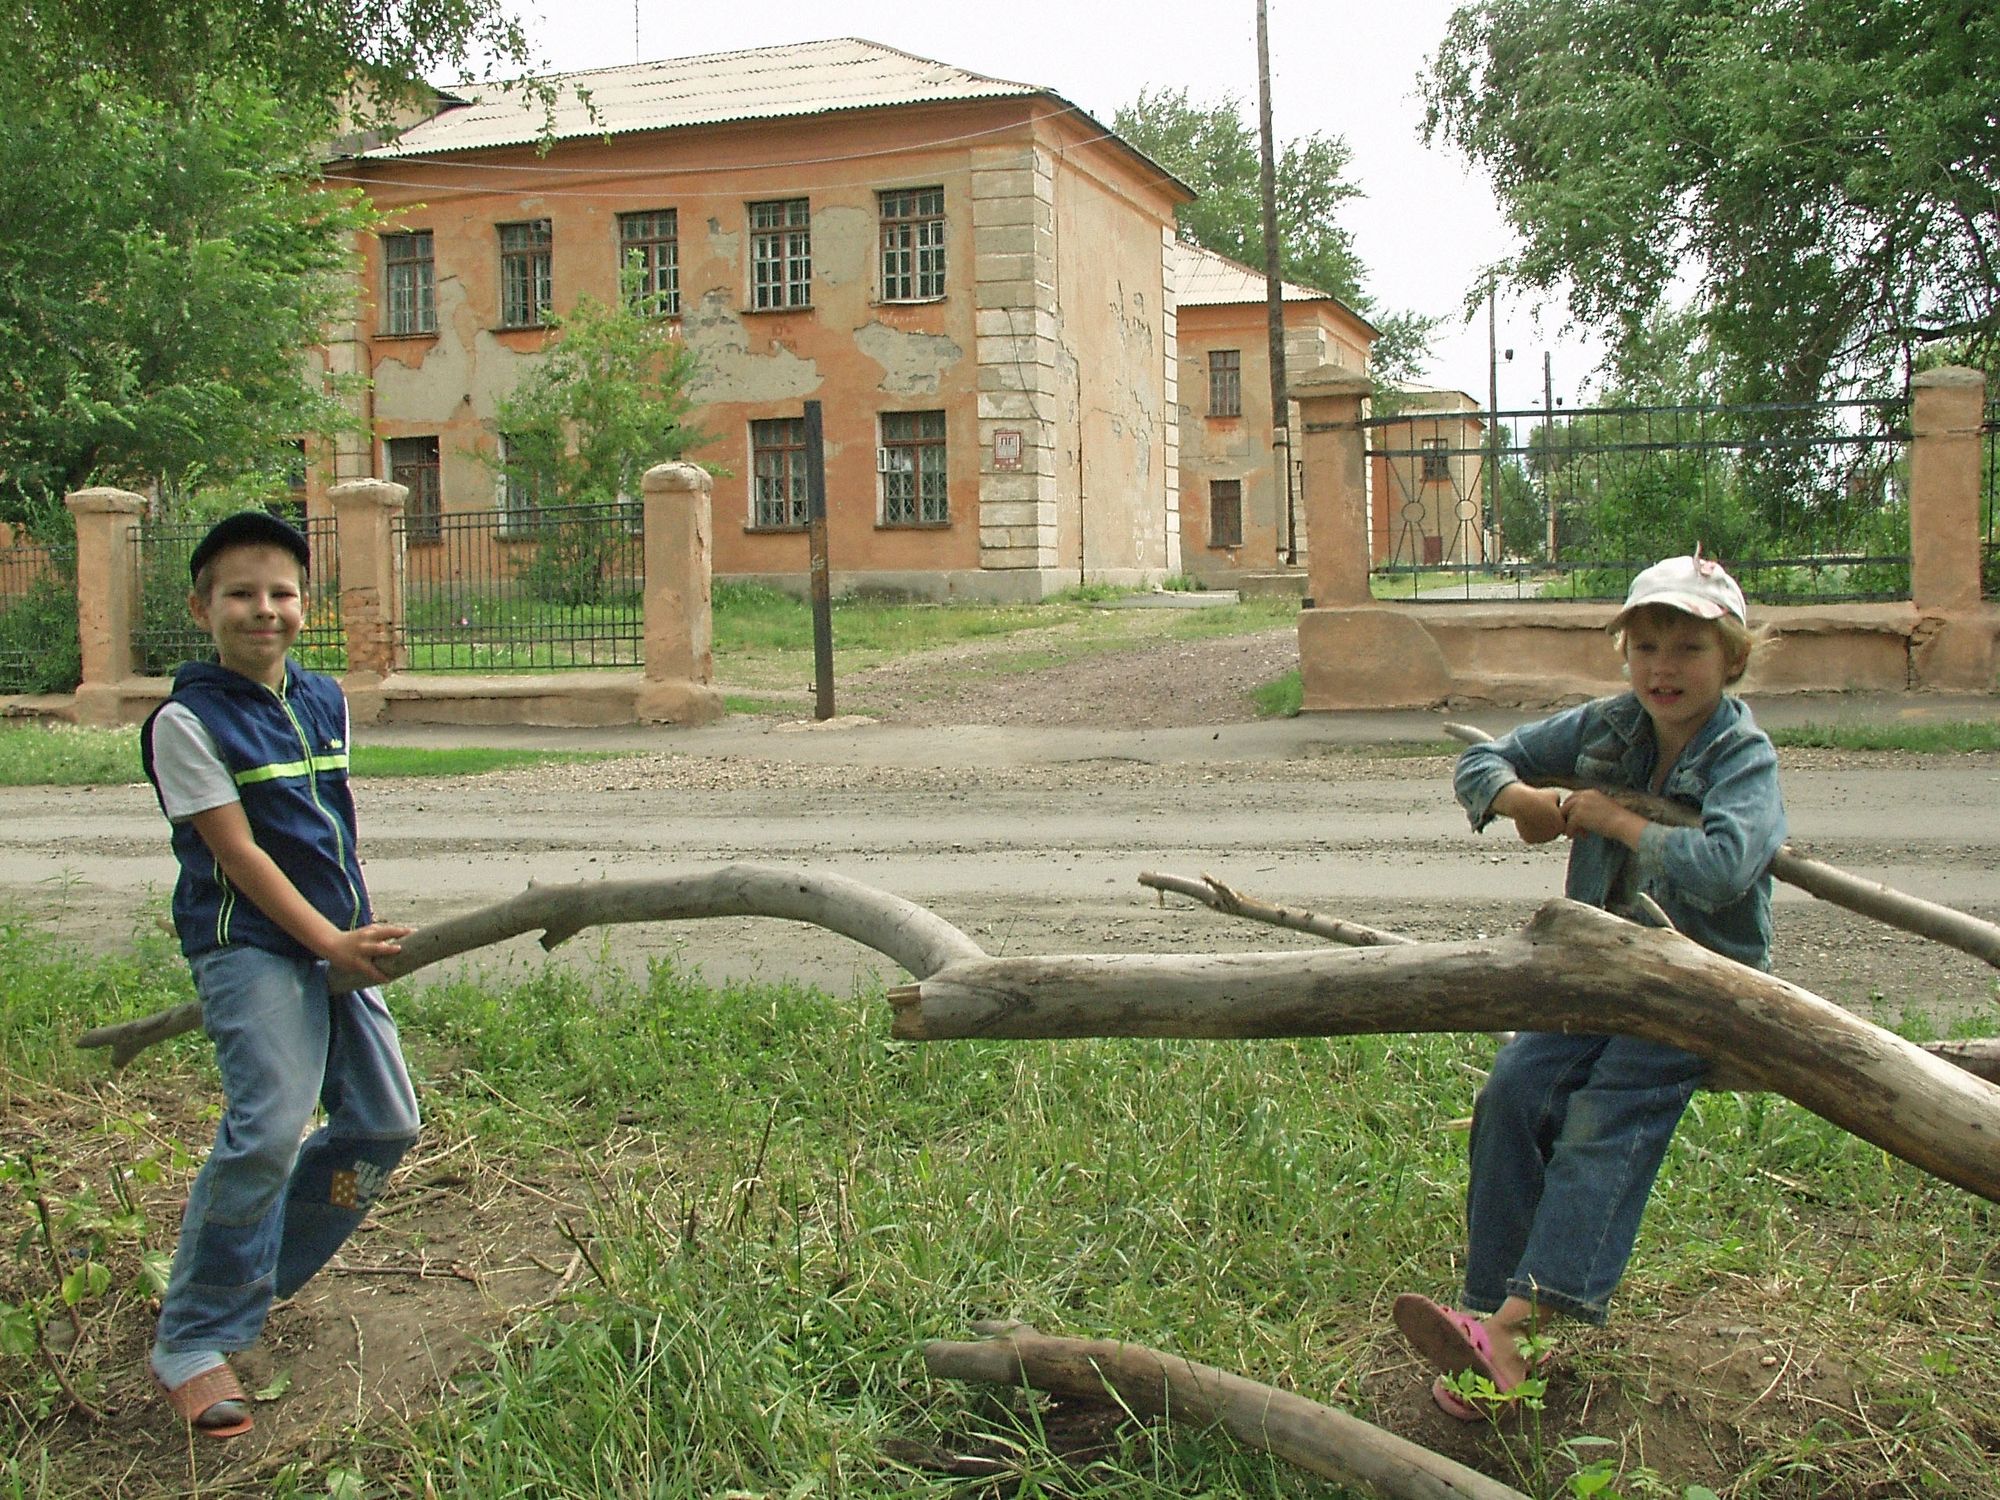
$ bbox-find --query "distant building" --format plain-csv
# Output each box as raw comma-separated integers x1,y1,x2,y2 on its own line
321,38,1217,600
1172,245,1376,584
1368,386,1488,566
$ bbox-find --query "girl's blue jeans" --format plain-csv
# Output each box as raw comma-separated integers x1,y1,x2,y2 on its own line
154,945,420,1355
1461,1030,1706,1326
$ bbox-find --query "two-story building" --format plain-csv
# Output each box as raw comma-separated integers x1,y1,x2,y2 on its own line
321,37,1211,600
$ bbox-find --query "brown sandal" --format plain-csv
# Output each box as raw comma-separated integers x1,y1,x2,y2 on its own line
156,1362,254,1439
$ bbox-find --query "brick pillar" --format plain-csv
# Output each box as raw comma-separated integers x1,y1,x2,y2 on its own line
1290,367,1450,709
64,487,147,725
1906,366,1993,690
636,462,723,725
328,479,407,721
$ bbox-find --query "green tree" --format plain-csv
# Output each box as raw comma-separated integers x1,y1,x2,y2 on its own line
486,293,706,607
1114,88,1437,384
0,70,374,533
1424,0,2000,401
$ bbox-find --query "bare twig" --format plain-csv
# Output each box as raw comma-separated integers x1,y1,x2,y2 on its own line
1138,871,1413,946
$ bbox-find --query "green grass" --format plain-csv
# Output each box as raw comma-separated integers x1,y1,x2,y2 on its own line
1252,668,1303,717
1769,719,2000,754
6,923,1996,1498
0,723,620,786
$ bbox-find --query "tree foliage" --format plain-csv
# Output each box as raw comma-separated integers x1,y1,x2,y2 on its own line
1114,88,1436,384
1424,0,2000,400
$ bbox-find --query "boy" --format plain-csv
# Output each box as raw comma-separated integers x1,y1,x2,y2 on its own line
1393,550,1786,1419
140,511,419,1438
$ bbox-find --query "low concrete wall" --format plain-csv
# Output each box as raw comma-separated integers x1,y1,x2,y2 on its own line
1300,600,1999,711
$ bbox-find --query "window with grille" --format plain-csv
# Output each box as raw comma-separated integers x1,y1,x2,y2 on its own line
1209,479,1243,548
619,209,679,316
749,198,812,310
1420,436,1451,482
750,417,810,528
1208,350,1242,417
498,219,552,327
383,231,436,335
879,410,948,525
496,433,549,536
878,187,946,301
387,436,442,542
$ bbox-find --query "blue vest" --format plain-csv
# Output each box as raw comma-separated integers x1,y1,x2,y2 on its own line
142,660,372,962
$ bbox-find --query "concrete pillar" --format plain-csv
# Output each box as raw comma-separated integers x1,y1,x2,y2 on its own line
1906,366,1993,690
64,487,146,725
1291,369,1374,608
636,462,724,725
328,478,408,689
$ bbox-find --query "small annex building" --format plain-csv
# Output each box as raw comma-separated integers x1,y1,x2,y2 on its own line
319,37,1217,601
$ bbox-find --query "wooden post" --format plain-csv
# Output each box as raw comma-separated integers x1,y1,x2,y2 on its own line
804,399,834,720
63,487,147,726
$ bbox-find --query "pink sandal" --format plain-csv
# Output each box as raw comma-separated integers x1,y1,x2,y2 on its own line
1392,1293,1536,1422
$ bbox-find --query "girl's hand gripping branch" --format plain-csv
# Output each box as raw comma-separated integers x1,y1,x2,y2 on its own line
1491,783,1567,845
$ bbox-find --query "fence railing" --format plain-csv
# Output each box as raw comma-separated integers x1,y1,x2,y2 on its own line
397,501,644,671
132,515,343,675
1366,397,1912,605
0,539,79,693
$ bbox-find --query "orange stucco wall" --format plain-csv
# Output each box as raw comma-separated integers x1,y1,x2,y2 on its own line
334,97,1187,598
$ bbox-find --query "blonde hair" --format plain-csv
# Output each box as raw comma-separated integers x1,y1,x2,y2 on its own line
1613,602,1756,684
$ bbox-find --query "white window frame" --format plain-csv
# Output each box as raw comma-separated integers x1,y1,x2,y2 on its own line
878,187,946,301
749,198,812,310
878,410,948,526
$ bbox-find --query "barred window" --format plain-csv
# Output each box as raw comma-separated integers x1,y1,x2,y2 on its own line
387,436,441,543
499,219,552,328
878,187,946,301
1209,479,1243,548
749,198,812,310
619,209,679,316
879,410,948,525
750,417,810,529
1208,349,1242,418
1420,436,1451,482
496,433,549,537
383,231,436,335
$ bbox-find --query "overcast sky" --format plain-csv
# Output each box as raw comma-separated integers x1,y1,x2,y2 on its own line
495,0,1607,410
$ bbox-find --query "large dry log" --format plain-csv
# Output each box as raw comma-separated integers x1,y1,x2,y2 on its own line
924,1319,1527,1500
887,899,2000,1204
1444,722,2000,970
76,863,985,1068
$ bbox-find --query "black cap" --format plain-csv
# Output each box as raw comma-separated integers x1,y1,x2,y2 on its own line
188,511,311,586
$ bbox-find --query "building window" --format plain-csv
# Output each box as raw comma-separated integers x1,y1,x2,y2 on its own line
387,436,441,542
499,219,552,328
1208,349,1242,417
750,417,810,528
1420,436,1451,482
879,410,948,525
749,198,812,310
878,186,946,301
496,433,549,537
382,230,436,335
1209,479,1243,548
619,209,679,316
277,440,308,522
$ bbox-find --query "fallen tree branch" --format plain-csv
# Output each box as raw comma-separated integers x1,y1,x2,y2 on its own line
76,863,986,1068
1135,869,2000,1092
923,1319,1528,1500
1442,722,2000,971
887,899,2000,1204
1138,871,1413,946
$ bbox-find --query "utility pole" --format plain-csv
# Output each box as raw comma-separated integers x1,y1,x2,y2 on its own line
1543,351,1557,563
1487,279,1502,564
1256,0,1296,564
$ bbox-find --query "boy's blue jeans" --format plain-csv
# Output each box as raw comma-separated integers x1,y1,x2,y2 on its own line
1461,1030,1707,1326
154,945,420,1355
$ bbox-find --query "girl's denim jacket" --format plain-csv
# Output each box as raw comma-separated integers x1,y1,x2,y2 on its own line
1454,693,1787,969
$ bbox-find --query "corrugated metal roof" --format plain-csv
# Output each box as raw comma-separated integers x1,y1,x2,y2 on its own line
1172,242,1330,306
352,37,1049,159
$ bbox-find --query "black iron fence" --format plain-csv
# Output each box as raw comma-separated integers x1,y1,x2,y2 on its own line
0,537,79,693
398,501,644,671
133,515,343,675
1366,397,1911,605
